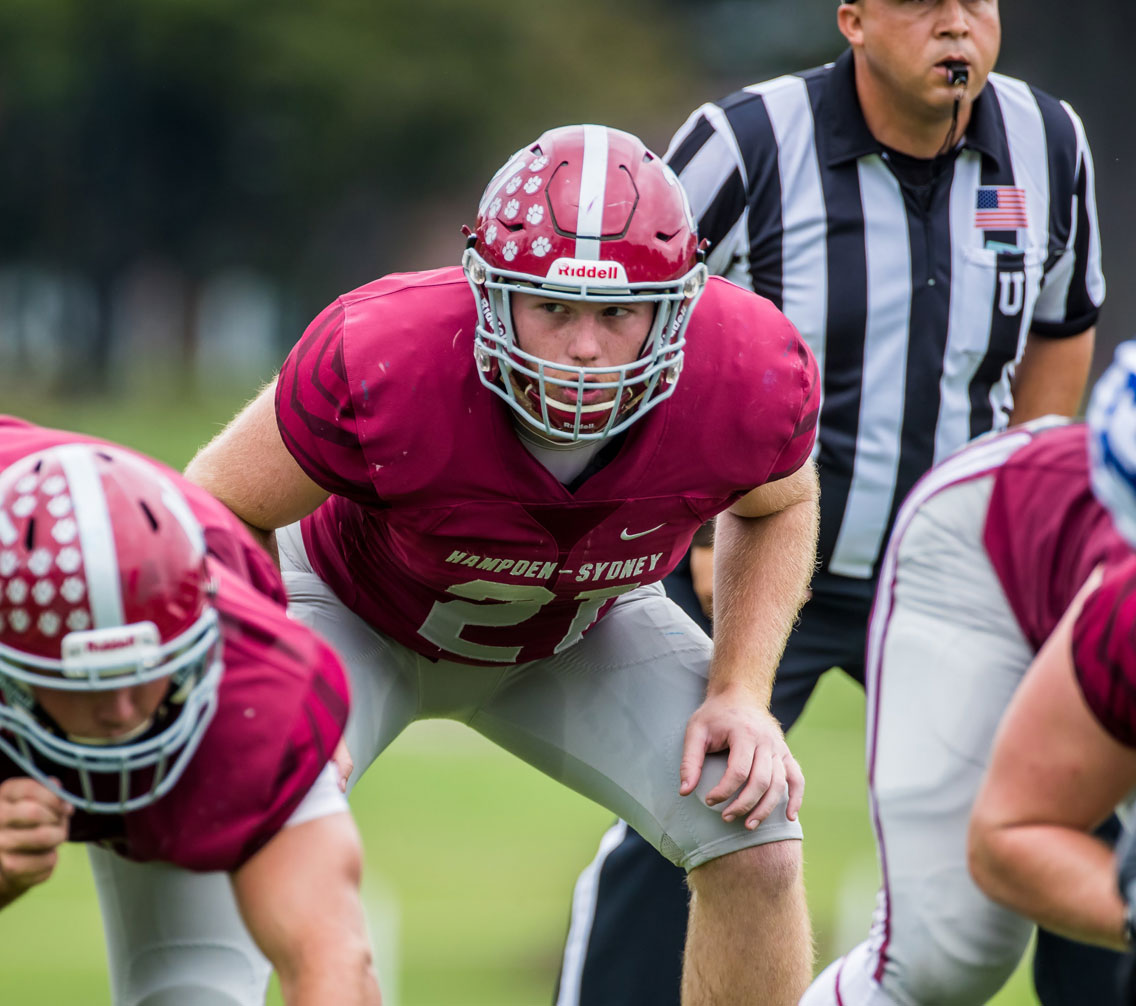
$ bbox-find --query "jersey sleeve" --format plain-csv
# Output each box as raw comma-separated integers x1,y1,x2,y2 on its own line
201,533,287,607
767,324,820,481
227,635,352,869
1071,562,1136,748
201,528,286,606
1030,100,1105,338
179,480,288,605
0,415,36,437
275,300,375,503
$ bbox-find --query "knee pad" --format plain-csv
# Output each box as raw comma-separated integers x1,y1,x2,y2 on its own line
118,943,271,1006
886,938,1026,1006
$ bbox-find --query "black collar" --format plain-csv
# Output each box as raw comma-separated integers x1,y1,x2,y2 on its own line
820,49,1007,171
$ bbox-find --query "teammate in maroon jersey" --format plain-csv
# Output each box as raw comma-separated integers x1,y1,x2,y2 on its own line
188,124,821,1004
969,342,1136,962
0,422,381,1006
0,415,286,606
802,401,1134,1001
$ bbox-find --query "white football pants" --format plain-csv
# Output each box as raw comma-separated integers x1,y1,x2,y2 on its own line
276,520,802,870
89,847,272,1006
802,433,1037,1006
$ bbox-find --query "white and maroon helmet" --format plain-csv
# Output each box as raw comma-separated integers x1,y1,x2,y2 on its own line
463,124,708,441
0,444,222,812
1088,340,1136,548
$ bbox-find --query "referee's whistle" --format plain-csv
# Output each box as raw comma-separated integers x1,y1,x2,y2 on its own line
944,60,969,89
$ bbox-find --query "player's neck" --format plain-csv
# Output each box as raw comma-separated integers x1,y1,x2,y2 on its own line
514,420,605,486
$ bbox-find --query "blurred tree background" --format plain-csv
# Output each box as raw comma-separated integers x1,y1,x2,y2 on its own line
0,0,1130,402
0,0,701,397
0,4,1131,1003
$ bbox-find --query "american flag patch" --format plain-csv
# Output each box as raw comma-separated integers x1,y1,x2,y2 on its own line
975,186,1027,229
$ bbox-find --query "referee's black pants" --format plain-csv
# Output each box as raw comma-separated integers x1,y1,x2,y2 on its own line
553,568,1126,1006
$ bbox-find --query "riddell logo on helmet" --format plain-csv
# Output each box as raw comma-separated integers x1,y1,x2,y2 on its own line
86,638,134,652
547,258,629,286
61,621,161,676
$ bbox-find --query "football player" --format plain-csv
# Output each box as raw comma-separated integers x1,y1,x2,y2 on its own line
0,417,381,1006
801,375,1136,1003
187,124,821,1005
968,341,1136,964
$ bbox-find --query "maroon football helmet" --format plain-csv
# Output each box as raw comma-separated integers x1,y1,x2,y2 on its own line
0,444,221,812
463,124,707,441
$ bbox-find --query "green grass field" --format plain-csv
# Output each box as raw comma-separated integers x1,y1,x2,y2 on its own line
0,394,1037,1005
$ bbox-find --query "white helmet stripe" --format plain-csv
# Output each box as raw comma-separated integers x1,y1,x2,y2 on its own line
56,445,124,628
0,510,15,547
574,124,609,261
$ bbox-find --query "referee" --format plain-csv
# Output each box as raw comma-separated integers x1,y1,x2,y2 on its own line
555,2,1107,1004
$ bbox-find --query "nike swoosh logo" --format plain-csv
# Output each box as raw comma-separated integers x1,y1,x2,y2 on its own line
620,523,666,540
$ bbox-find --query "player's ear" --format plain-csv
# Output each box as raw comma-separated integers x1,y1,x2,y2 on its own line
837,2,864,47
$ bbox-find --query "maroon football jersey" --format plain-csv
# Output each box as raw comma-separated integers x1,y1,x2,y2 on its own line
0,419,351,870
1071,556,1136,748
58,561,350,870
276,269,819,665
983,423,1130,650
0,416,286,605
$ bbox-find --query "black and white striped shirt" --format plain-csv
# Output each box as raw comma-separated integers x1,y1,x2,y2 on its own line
666,49,1105,586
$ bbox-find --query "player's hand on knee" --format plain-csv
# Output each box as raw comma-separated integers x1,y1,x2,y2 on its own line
724,718,804,829
745,744,803,827
0,777,72,895
679,691,805,828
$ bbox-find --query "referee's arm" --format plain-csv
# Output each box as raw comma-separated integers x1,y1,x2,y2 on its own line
1012,104,1103,426
1009,325,1095,424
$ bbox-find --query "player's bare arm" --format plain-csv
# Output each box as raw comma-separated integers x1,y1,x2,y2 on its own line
0,777,72,910
968,589,1136,951
679,460,819,829
185,379,329,551
231,810,381,1005
1008,326,1095,425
